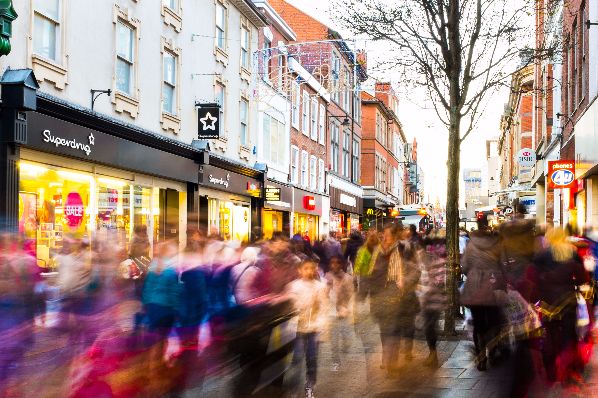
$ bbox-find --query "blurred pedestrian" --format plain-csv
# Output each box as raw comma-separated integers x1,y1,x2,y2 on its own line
129,225,151,299
141,240,181,392
460,215,506,371
287,259,328,398
325,256,354,371
353,231,379,301
421,231,448,368
528,227,588,385
344,230,364,272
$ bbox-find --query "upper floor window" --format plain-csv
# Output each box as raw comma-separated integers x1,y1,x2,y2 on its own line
352,139,360,183
241,27,250,70
116,22,135,96
318,103,326,145
263,114,286,165
277,55,285,90
162,52,177,114
331,53,341,103
291,80,300,128
164,0,178,10
331,123,340,173
343,66,351,111
342,129,350,178
240,98,249,146
33,0,61,61
301,150,309,187
309,156,317,191
310,98,318,141
216,2,227,50
291,146,299,183
262,38,271,81
318,159,325,193
302,91,310,136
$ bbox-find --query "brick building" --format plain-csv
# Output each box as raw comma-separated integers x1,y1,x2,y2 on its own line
360,83,408,230
498,64,535,207
270,0,367,236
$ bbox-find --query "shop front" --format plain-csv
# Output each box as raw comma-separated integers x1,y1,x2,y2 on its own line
197,164,262,243
329,186,363,237
263,180,292,239
2,88,199,270
292,188,322,241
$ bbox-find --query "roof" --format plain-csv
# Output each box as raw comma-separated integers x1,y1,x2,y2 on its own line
1,68,39,89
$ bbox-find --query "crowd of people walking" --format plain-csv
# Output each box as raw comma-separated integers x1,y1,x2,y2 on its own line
0,209,596,397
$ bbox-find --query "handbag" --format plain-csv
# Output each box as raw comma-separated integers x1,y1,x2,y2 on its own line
577,292,590,337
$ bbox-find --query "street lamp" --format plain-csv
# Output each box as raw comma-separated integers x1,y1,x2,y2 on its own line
0,0,17,56
329,114,350,126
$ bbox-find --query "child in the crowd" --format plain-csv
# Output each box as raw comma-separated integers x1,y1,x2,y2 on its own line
287,260,328,398
325,256,354,371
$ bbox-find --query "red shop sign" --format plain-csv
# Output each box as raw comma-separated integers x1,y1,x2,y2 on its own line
547,160,575,190
303,196,316,211
65,192,85,229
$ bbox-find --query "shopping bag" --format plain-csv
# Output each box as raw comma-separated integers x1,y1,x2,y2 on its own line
503,288,542,337
577,293,590,338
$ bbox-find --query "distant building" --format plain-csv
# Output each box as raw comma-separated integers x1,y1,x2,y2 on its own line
463,168,488,219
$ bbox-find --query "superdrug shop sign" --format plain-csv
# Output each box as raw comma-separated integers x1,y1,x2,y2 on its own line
199,164,261,197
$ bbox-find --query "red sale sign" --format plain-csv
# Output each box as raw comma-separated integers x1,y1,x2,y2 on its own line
547,161,575,190
65,192,85,229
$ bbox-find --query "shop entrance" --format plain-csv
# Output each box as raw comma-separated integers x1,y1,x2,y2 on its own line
157,188,180,242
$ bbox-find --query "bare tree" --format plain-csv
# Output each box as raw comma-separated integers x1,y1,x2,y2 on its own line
334,0,533,333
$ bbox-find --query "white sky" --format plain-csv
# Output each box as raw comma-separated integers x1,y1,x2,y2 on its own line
286,0,510,205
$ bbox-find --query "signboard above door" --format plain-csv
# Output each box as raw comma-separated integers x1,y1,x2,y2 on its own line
197,103,220,139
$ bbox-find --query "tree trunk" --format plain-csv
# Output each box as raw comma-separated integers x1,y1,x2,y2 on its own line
444,110,461,335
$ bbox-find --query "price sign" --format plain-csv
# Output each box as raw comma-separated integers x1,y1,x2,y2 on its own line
547,160,575,190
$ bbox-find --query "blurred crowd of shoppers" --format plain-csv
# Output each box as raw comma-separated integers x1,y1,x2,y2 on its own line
460,204,597,396
0,208,596,397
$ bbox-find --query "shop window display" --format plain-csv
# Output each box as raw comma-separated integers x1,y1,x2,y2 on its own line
19,162,92,269
294,213,319,242
18,161,171,270
208,198,250,242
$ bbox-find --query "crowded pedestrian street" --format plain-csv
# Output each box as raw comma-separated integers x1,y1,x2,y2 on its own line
2,0,598,397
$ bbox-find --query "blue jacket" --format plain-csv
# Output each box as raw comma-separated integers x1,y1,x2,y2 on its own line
142,260,181,310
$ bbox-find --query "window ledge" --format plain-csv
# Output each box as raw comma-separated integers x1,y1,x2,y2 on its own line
31,55,68,90
239,145,252,161
211,136,228,153
215,47,229,67
160,112,181,134
240,67,251,83
113,91,139,119
162,6,182,32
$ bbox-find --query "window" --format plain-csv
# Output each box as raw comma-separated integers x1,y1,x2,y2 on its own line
116,22,135,96
301,150,309,187
318,159,325,192
309,156,317,190
291,146,299,183
310,98,318,140
277,55,284,90
240,98,249,146
302,91,310,136
291,80,300,128
331,52,341,103
241,27,250,70
343,66,351,111
263,114,286,165
375,111,382,142
331,123,340,173
216,2,226,50
163,0,178,10
342,129,350,177
262,38,272,82
162,52,177,114
354,84,361,124
352,139,360,183
318,104,326,144
33,0,61,61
